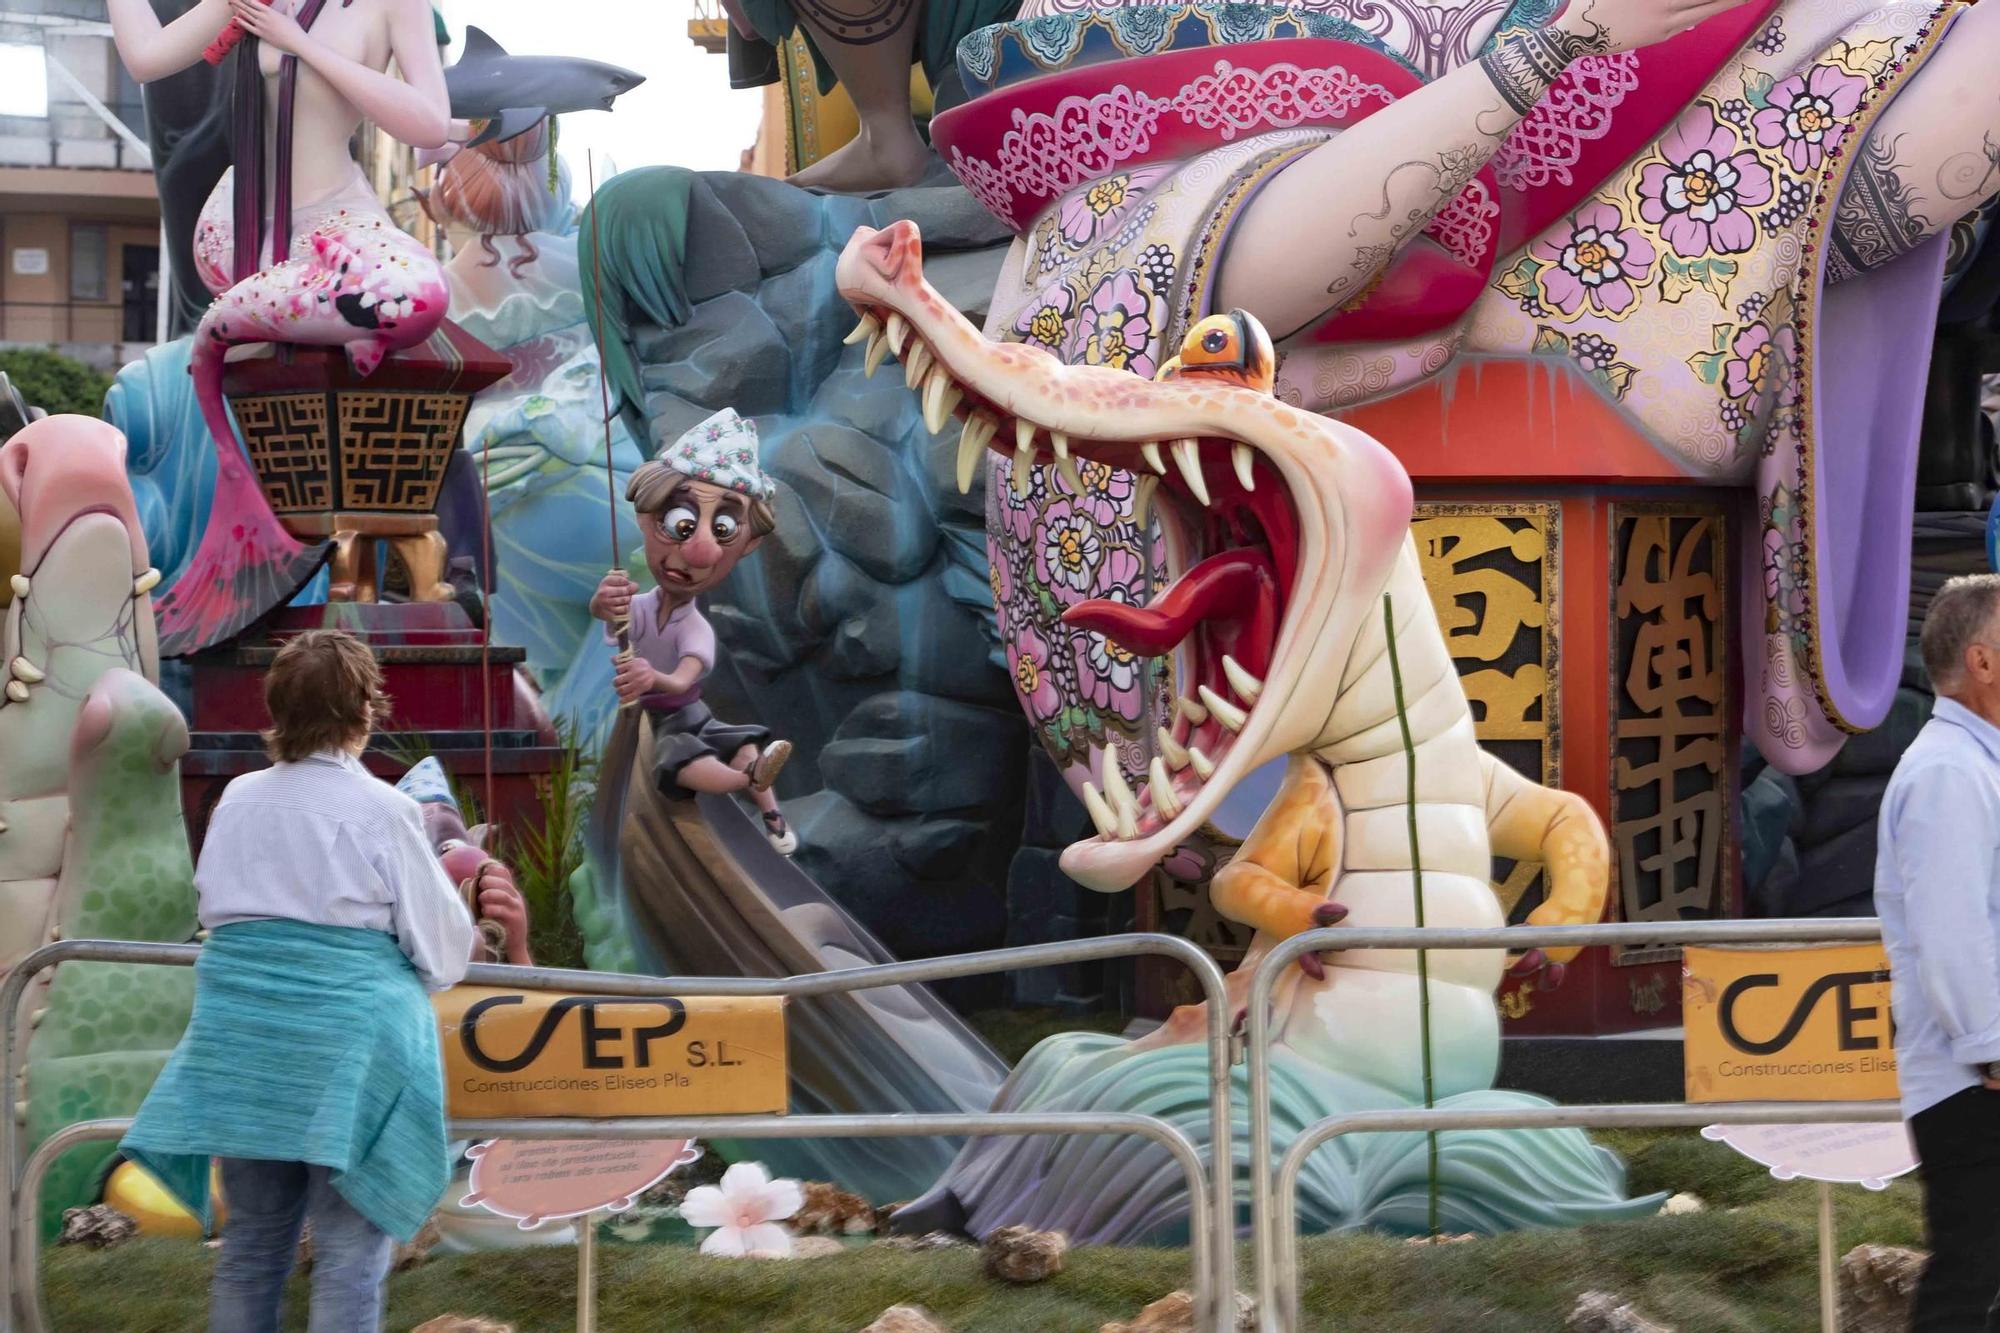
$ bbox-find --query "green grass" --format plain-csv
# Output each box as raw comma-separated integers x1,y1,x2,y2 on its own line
42,1130,1926,1332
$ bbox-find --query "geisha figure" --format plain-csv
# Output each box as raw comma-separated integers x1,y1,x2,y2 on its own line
590,409,797,855
107,0,454,655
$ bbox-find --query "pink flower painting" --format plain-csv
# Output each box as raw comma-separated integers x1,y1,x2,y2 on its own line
1057,166,1171,248
1008,620,1062,723
1533,202,1657,316
1060,455,1139,527
1074,271,1158,378
1752,65,1865,173
1723,322,1797,401
1033,500,1105,604
1638,105,1774,257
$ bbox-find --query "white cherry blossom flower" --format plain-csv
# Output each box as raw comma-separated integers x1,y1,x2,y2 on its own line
678,1162,803,1258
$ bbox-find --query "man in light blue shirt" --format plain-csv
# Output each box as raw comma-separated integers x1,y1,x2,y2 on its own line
1878,573,2000,1331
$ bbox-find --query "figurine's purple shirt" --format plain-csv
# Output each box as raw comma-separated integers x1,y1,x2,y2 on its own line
608,589,718,707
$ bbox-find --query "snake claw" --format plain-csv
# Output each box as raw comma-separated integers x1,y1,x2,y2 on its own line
1310,901,1350,928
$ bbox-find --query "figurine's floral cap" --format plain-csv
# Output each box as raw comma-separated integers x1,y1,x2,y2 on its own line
658,408,775,502
396,755,459,812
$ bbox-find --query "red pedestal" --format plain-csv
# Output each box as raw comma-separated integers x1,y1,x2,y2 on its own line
179,603,563,859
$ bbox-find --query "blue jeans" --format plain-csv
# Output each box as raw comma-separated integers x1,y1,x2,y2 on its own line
209,1157,394,1333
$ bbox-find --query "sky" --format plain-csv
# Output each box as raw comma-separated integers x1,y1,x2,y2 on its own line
438,1,769,196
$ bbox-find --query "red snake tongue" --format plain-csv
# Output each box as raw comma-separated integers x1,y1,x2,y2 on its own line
1063,548,1277,659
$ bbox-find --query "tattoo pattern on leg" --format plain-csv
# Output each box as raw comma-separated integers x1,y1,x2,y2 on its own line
1830,130,1928,277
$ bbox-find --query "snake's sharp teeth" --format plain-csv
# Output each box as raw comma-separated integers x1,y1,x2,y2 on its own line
957,413,995,494
4,680,27,703
1011,448,1035,498
1051,431,1070,460
1140,442,1166,475
1101,745,1137,812
1171,438,1210,506
1188,746,1216,780
863,331,889,378
7,575,25,599
843,312,880,346
922,368,959,434
1176,695,1209,727
1157,726,1189,769
904,341,933,390
1148,758,1182,820
1233,442,1257,492
133,568,161,596
9,657,43,684
1116,798,1139,840
1014,417,1036,453
1081,781,1118,839
1198,684,1247,732
885,312,908,356
1221,654,1263,704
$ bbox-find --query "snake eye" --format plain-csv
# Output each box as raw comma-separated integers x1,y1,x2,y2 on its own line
1202,329,1230,354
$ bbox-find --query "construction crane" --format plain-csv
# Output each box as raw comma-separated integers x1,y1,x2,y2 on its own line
689,0,729,54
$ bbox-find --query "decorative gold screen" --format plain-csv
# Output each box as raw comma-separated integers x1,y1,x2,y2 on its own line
1609,504,1731,964
1412,502,1561,922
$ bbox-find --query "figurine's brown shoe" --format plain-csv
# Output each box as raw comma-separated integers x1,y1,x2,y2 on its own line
748,740,792,793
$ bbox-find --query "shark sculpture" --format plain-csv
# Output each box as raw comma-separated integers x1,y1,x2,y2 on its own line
444,27,644,152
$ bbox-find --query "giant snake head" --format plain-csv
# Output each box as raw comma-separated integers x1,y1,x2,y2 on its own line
837,221,1417,892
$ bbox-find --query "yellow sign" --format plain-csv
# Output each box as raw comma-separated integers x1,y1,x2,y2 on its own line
1683,943,1897,1103
433,988,788,1119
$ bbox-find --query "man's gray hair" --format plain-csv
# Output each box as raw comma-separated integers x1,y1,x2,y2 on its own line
1921,574,2000,691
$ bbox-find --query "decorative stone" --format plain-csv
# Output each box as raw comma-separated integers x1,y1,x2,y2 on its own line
796,1180,880,1235
1568,1291,1675,1332
1099,1289,1257,1332
981,1224,1068,1284
1838,1244,1926,1333
1660,1193,1706,1215
56,1204,136,1249
862,1305,952,1333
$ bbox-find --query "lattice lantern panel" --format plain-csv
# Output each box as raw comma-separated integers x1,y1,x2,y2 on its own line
233,389,470,519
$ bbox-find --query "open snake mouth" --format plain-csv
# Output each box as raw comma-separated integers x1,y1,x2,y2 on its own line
1061,438,1297,842
838,223,1320,879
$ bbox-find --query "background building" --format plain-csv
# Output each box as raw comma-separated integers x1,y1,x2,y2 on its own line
0,0,159,370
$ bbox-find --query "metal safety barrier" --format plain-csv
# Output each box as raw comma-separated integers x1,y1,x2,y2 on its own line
1245,919,1889,1333
2,932,1237,1333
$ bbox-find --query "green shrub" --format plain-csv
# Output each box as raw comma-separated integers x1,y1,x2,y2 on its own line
0,347,112,419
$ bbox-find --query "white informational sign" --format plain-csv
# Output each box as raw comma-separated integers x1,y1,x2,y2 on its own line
11,249,47,276
1700,1121,1917,1190
462,1137,702,1229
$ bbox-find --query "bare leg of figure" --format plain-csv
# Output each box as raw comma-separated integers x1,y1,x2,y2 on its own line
675,756,753,794
1824,0,2000,277
784,0,932,193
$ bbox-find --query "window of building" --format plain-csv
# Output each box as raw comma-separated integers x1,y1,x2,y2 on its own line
70,225,107,303
0,46,47,119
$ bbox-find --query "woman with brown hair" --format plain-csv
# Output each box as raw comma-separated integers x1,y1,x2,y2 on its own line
121,629,476,1333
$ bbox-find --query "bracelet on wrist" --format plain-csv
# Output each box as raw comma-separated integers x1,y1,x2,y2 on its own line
1477,25,1601,115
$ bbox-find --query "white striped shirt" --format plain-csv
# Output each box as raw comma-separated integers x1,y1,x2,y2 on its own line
195,750,476,991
